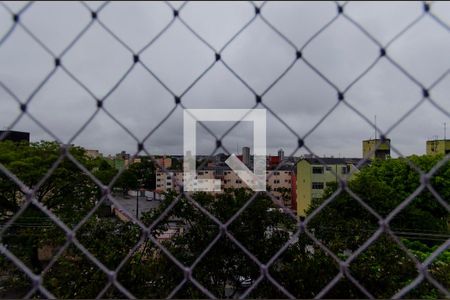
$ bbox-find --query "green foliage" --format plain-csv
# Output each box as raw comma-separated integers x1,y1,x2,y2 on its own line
128,158,156,190
91,158,117,186
96,158,156,195
307,156,449,250
1,146,448,298
0,141,140,298
304,155,449,298
136,189,296,298
43,218,141,298
0,141,100,224
171,157,183,171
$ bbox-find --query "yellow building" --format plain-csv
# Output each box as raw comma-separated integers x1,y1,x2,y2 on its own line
362,139,390,160
426,139,450,156
296,158,361,217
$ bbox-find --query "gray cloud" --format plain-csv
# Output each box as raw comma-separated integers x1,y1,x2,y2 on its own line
1,1,449,159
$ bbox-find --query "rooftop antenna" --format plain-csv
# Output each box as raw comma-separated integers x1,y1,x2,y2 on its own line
444,122,447,140
374,115,377,140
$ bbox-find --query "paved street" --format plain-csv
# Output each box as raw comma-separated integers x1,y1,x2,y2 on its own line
111,194,161,219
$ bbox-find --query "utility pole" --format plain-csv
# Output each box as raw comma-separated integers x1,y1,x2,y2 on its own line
136,187,139,219
374,115,377,140
136,180,143,219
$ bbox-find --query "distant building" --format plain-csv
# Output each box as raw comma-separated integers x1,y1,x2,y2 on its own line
156,156,172,169
242,147,250,167
155,169,219,193
278,149,285,161
291,172,297,212
426,139,450,156
116,151,130,160
362,138,390,160
131,157,142,165
105,151,132,170
156,171,177,192
111,151,145,168
267,156,280,169
0,130,30,143
106,156,125,170
215,153,228,163
85,149,102,159
155,165,295,208
296,157,361,216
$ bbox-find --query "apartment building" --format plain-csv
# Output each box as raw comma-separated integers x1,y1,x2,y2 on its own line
155,169,218,193
85,149,102,159
0,130,30,143
296,157,361,217
155,156,172,169
155,166,295,208
362,138,391,160
426,139,450,156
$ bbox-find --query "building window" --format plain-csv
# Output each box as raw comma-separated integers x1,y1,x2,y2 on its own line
312,167,324,174
312,182,324,189
236,180,242,184
326,166,332,171
157,178,161,182
198,171,204,175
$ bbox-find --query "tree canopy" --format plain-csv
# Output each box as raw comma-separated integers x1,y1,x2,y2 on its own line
0,142,448,298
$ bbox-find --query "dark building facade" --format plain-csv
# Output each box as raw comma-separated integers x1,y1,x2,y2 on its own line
0,130,30,143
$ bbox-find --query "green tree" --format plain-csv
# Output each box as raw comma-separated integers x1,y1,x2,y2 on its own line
0,141,102,226
92,158,117,186
42,218,141,298
120,189,296,298
128,158,156,190
2,145,448,299
302,155,450,298
0,141,126,296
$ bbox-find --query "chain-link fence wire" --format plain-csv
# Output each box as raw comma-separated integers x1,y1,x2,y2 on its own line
0,1,449,298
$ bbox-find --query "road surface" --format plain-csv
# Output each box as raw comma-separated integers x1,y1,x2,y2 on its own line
110,194,161,219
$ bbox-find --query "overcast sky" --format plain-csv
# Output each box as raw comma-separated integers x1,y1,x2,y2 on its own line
1,1,449,158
